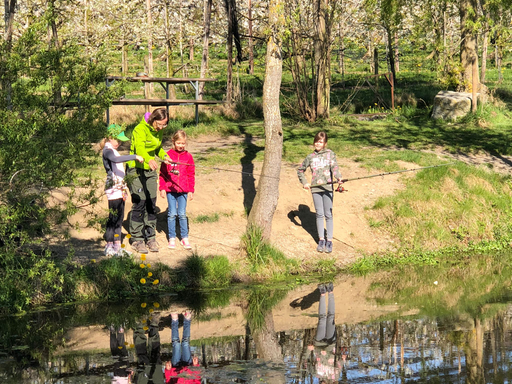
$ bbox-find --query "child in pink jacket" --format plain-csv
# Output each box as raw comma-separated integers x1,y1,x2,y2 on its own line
159,130,195,250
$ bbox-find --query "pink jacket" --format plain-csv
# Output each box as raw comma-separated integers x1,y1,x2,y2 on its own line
159,149,195,193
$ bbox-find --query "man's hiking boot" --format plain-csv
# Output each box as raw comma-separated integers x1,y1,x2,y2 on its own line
147,239,160,252
131,241,148,254
316,239,325,253
325,241,333,253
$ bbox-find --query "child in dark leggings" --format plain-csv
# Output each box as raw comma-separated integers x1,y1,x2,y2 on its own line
101,124,143,256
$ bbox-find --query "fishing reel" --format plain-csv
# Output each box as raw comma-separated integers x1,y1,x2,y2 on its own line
170,169,180,175
335,183,347,193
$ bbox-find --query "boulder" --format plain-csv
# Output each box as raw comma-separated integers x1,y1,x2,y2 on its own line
431,91,477,120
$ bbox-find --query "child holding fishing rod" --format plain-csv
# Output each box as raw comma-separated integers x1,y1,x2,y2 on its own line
297,131,343,253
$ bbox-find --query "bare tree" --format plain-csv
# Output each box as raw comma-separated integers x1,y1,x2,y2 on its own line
246,0,284,239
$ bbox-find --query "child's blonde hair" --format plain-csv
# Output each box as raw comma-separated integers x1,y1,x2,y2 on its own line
172,130,187,143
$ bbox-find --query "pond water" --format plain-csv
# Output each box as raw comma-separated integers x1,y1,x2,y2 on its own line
2,271,512,383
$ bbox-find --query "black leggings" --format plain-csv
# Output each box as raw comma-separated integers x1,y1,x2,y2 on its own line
106,198,125,242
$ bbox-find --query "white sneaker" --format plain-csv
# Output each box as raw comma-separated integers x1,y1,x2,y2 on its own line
104,245,116,256
168,238,176,249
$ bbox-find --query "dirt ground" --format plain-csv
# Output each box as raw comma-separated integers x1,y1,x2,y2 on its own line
59,134,511,268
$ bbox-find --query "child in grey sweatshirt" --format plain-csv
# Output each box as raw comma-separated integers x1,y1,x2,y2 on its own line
297,131,342,253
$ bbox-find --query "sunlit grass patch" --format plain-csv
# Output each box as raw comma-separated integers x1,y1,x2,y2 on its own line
364,162,512,251
193,213,220,223
241,225,300,278
183,254,233,288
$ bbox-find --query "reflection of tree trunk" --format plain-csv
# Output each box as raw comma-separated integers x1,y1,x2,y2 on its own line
252,312,285,384
464,318,484,384
199,0,212,99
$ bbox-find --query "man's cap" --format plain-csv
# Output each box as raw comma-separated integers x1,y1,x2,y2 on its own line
108,124,129,142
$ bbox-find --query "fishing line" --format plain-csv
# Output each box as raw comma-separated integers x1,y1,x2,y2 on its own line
163,160,281,180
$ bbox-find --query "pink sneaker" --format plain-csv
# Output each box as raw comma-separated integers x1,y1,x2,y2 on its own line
181,238,191,249
168,238,176,249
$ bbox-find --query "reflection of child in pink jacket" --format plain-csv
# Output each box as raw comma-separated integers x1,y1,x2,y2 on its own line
164,359,201,384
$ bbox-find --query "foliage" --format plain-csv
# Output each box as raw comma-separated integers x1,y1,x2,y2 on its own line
0,20,123,314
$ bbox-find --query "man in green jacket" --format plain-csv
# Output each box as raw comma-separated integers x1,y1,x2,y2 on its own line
127,108,170,253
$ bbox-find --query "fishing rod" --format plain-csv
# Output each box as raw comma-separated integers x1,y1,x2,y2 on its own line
310,162,455,192
162,160,281,180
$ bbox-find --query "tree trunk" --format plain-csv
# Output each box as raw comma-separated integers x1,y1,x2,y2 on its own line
248,0,254,75
394,31,399,73
459,0,479,92
386,27,396,81
480,30,488,83
225,0,242,103
3,0,16,109
146,0,154,95
189,37,194,61
48,0,62,105
246,0,284,239
199,0,212,100
314,0,331,119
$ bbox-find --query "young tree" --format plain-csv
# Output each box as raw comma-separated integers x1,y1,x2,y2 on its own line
199,0,213,99
246,0,285,239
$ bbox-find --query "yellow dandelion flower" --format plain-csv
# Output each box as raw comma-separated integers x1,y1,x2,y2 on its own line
417,63,422,67
114,234,119,238
374,103,377,106
129,344,135,348
148,272,153,277
126,234,132,239
149,308,154,313
153,302,159,308
147,263,151,268
124,342,129,345
143,326,149,331
121,244,126,248
91,259,96,263
140,264,146,269
153,279,159,285
141,302,147,308
118,346,123,349
140,278,146,284
141,254,147,261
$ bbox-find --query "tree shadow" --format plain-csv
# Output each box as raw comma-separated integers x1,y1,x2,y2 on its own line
288,204,318,242
239,125,265,215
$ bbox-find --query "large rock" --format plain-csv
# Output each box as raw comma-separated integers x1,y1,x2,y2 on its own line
431,91,476,120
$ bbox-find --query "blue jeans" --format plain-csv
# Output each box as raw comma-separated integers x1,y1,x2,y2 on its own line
166,192,188,239
171,317,192,366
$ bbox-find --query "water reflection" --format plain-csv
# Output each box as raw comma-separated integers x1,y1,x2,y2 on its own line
2,276,512,383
